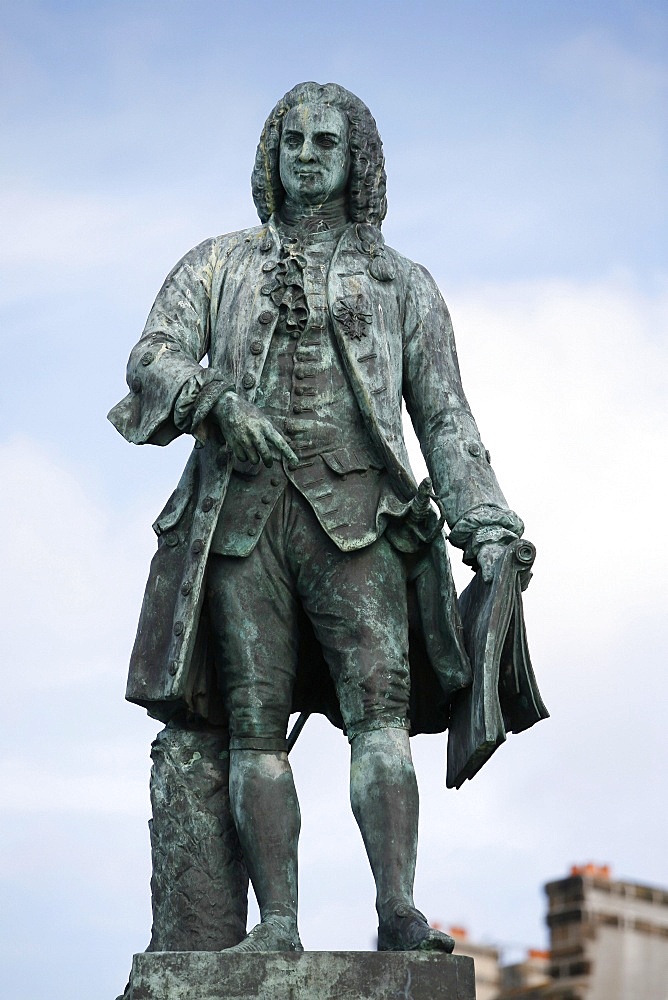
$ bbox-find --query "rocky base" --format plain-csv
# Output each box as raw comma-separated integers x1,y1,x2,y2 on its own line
126,949,476,999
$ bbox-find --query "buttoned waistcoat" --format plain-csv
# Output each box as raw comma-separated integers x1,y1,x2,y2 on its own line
109,218,514,734
213,229,406,556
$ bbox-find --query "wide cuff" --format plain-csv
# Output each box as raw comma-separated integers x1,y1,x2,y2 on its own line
448,504,524,567
174,370,234,444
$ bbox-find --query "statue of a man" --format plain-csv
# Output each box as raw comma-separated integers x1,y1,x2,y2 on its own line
109,82,525,954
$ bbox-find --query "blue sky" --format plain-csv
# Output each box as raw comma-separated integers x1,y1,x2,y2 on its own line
1,2,667,997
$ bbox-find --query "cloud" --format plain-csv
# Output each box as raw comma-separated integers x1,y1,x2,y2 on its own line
0,436,156,689
0,758,147,817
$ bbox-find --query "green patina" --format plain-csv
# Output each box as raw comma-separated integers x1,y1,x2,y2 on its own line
111,83,545,992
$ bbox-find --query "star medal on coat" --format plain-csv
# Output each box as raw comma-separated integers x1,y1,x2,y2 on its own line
333,294,372,340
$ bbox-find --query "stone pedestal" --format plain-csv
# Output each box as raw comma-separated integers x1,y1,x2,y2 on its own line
128,950,476,999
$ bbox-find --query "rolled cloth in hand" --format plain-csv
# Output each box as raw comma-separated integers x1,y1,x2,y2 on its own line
446,538,548,789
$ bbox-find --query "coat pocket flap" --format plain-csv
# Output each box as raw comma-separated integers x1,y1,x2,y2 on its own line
153,488,191,535
152,452,199,535
321,446,382,475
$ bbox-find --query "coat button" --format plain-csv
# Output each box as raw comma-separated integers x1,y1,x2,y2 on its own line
168,660,178,676
192,539,204,554
242,373,256,390
250,340,263,355
294,386,304,396
258,311,273,324
165,532,179,547
140,351,154,366
261,495,271,504
181,581,192,596
468,442,481,457
173,621,184,636
254,510,262,519
201,497,214,512
262,260,277,272
247,527,257,536
270,477,280,487
261,284,274,295
259,237,272,252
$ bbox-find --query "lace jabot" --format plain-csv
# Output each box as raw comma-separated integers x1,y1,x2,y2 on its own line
269,201,349,336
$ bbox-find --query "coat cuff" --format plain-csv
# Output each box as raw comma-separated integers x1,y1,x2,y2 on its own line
449,504,524,566
174,370,235,444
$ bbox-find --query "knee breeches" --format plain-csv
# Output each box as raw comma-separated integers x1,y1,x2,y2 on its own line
206,485,410,750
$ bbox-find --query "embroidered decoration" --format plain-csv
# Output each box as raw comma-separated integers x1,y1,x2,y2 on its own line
333,294,372,340
355,224,395,282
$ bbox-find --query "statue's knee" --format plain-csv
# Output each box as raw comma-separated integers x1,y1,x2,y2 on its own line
347,718,410,747
349,724,414,778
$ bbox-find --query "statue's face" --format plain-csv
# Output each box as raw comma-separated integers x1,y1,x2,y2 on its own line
279,103,350,207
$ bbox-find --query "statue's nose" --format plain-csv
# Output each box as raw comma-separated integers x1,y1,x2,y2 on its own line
298,140,317,162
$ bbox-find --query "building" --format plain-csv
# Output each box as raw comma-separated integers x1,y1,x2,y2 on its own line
543,864,668,1000
492,864,668,999
499,949,551,996
447,926,501,1000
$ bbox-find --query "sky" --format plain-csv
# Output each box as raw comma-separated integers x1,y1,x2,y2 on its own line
1,1,667,997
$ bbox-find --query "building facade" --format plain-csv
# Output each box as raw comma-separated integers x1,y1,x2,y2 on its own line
544,864,668,1000
443,866,668,999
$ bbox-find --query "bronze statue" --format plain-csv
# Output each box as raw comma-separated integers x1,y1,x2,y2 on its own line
110,82,544,961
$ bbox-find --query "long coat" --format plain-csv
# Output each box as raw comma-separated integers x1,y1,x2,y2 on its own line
109,219,515,735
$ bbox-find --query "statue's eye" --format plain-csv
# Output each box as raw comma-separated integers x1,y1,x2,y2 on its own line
317,135,337,149
284,134,302,149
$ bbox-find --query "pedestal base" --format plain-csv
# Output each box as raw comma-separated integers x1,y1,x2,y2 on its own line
128,950,476,1000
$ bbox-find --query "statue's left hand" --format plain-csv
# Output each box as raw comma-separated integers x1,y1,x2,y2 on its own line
477,542,507,583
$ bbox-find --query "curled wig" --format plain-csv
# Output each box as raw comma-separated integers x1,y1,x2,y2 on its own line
251,82,387,228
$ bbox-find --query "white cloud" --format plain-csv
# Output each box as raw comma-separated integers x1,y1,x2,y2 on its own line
0,437,153,688
441,274,668,636
0,759,147,817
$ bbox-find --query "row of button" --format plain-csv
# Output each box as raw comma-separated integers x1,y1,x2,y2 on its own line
167,481,228,667
240,306,276,392
245,474,283,537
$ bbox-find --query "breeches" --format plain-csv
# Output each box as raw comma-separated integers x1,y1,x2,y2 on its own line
206,484,410,750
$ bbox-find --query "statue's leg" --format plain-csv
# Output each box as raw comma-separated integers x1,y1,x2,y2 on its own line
206,534,303,952
293,511,454,952
225,748,302,952
349,726,454,952
147,721,248,951
349,726,418,916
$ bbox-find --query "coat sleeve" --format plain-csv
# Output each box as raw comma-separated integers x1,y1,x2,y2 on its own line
108,237,225,446
401,262,523,551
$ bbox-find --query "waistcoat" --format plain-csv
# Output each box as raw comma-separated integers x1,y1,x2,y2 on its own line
211,224,405,557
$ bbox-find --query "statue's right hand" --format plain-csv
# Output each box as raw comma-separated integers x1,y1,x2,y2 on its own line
211,392,299,468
